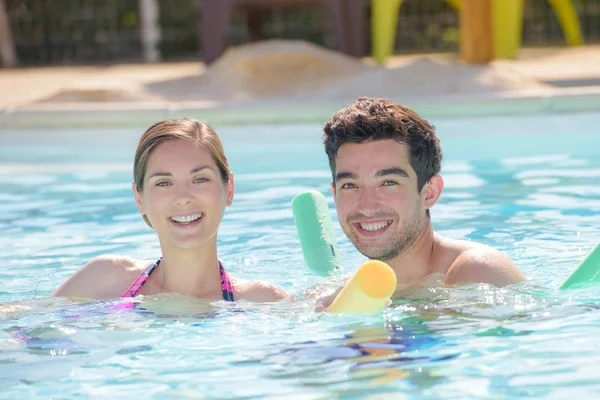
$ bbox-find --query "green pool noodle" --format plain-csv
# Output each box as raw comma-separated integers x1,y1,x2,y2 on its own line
291,190,342,276
559,242,600,289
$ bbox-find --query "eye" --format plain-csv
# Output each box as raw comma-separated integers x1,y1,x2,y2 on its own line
194,177,209,183
382,180,398,187
340,182,357,190
155,181,171,187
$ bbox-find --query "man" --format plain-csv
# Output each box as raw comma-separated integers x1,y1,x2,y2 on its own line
320,97,524,301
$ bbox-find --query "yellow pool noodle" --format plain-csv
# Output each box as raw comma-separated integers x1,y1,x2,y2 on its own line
328,260,397,313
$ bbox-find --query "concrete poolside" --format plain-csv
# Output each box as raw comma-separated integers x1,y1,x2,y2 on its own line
1,43,599,128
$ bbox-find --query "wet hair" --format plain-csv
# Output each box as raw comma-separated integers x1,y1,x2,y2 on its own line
133,118,230,226
323,97,442,192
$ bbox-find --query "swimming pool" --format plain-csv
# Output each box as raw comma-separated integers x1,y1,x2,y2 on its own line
1,111,600,398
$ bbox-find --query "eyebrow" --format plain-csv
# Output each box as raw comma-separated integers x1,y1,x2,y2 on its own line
375,167,410,178
335,167,409,182
148,166,212,179
335,171,358,182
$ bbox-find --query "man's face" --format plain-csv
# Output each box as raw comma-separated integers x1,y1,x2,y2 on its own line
332,139,428,261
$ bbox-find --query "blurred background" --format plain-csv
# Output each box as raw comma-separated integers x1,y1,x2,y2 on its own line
1,0,599,67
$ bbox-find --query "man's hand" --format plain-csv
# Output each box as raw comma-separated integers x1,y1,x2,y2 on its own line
314,284,344,312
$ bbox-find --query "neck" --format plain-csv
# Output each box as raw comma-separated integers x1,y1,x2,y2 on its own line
156,239,223,298
385,218,441,288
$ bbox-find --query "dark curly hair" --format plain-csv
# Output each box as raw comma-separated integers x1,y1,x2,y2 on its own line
323,97,442,192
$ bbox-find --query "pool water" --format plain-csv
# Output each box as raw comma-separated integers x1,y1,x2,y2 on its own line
1,112,600,398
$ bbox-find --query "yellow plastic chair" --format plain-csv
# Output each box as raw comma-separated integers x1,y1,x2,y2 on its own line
547,0,585,47
491,0,525,59
372,0,403,65
371,0,584,64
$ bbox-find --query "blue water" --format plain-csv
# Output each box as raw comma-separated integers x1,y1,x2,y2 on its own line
1,112,600,398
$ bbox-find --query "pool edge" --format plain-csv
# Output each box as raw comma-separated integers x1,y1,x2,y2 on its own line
1,87,600,129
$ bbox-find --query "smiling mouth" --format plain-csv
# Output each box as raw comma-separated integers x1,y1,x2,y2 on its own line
170,213,203,225
356,221,392,232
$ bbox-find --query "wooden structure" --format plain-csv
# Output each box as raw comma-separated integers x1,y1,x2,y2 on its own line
0,0,17,67
460,0,494,63
199,0,366,64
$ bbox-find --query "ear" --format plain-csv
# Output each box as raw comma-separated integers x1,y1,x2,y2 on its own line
132,182,146,215
421,175,444,209
226,172,235,206
330,181,336,201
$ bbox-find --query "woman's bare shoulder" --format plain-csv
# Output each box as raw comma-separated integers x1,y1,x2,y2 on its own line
79,255,149,278
51,255,153,300
232,276,288,303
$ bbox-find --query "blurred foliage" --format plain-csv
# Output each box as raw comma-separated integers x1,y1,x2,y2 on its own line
7,0,141,64
4,0,600,66
157,0,199,60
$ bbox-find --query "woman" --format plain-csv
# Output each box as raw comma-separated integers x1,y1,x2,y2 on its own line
52,118,287,303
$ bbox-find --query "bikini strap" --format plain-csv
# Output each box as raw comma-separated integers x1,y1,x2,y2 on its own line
219,261,235,302
122,258,161,298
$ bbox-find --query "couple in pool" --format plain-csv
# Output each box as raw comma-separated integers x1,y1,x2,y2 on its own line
52,97,525,307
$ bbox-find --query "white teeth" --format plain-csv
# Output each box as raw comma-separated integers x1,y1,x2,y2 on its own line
360,221,390,231
171,213,203,223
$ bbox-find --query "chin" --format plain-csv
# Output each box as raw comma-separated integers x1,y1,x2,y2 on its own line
356,245,398,262
171,235,210,249
362,253,394,262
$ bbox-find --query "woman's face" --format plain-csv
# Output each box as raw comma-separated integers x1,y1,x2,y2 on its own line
133,139,233,250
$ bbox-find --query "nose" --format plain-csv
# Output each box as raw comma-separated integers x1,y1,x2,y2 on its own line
356,187,381,216
174,182,193,207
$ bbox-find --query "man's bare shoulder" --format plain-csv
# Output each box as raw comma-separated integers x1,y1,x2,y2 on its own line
437,237,525,287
